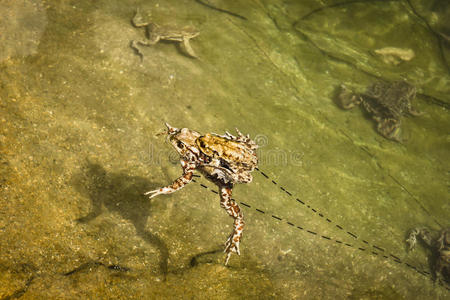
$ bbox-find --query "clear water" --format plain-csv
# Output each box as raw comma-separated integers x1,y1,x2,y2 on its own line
0,0,449,298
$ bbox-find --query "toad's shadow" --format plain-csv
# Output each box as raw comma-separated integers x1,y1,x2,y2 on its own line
72,161,169,277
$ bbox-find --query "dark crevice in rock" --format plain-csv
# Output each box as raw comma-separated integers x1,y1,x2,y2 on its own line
195,0,247,20
189,249,223,267
418,93,450,109
298,0,398,22
403,0,450,73
2,276,35,300
1,264,37,300
63,261,130,276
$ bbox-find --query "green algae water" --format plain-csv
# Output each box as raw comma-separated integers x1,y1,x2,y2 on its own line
0,0,449,298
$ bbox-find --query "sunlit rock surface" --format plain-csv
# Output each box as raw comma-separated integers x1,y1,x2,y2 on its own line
0,0,448,298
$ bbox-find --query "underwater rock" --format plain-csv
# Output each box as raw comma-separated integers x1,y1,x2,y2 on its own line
373,47,415,65
0,0,47,61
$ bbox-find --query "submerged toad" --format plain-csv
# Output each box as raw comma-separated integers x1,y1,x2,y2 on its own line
146,123,258,265
130,9,199,59
337,81,421,142
407,227,450,285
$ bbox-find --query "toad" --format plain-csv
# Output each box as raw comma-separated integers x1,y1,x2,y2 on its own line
337,81,421,142
130,9,200,59
146,123,258,265
407,227,450,285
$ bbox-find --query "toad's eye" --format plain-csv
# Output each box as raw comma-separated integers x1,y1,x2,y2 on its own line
199,140,206,148
177,141,184,149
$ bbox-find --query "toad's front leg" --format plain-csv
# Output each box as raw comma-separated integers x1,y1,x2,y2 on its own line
145,160,195,199
130,37,160,61
406,227,433,250
219,185,244,265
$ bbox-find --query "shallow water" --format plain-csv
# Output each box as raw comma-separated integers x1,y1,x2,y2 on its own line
0,0,449,299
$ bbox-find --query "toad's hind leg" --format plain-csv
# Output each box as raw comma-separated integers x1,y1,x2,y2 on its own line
219,185,244,265
376,118,402,142
182,37,197,58
145,160,195,198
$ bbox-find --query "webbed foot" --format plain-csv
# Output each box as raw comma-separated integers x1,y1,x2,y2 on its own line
224,232,241,265
144,187,174,199
182,38,198,58
130,40,144,61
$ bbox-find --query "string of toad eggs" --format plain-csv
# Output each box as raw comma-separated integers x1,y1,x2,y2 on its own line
192,168,449,291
